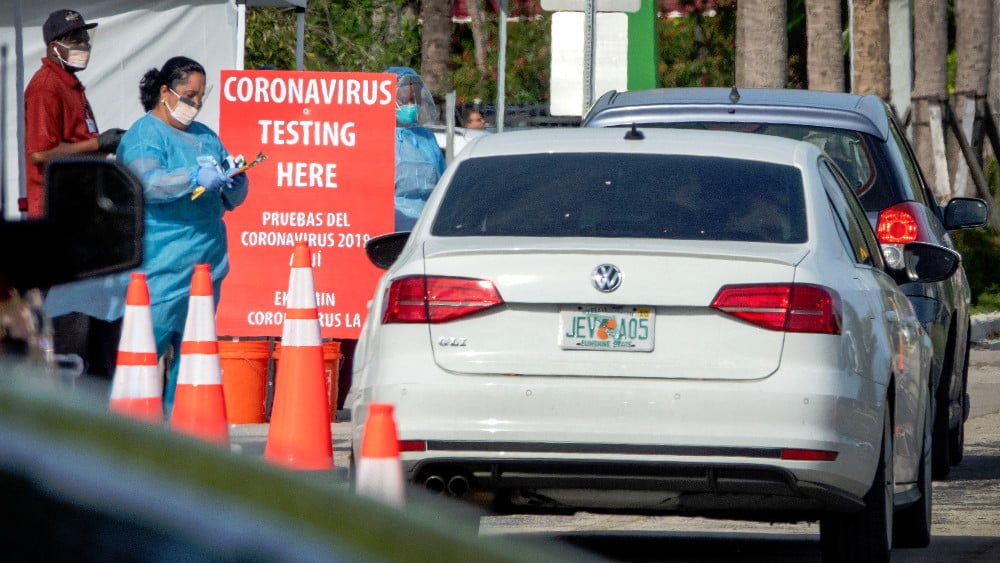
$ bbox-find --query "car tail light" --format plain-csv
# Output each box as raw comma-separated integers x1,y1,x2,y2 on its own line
781,448,838,461
876,202,931,244
711,283,842,335
399,440,427,452
383,276,503,324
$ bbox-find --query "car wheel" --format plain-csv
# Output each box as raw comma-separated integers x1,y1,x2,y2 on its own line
820,410,893,563
949,337,970,466
931,390,951,480
932,336,954,480
894,390,932,548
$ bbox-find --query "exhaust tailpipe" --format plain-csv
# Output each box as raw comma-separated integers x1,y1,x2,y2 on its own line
447,475,470,497
424,475,446,494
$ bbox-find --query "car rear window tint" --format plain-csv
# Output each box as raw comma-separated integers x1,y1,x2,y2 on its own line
431,153,807,243
638,123,892,211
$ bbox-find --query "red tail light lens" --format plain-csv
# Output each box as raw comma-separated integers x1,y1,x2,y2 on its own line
876,202,927,244
711,283,842,335
383,276,503,324
781,448,838,461
399,440,427,452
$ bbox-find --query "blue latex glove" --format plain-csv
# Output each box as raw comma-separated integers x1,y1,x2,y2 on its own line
195,167,232,193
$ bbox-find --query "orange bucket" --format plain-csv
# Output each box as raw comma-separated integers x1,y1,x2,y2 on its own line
273,340,342,422
218,340,270,424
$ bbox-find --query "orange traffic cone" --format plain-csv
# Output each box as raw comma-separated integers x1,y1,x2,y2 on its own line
355,402,406,507
170,264,229,445
264,242,333,470
109,273,163,423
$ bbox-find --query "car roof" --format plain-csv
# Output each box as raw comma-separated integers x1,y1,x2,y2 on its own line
583,87,891,141
457,126,823,166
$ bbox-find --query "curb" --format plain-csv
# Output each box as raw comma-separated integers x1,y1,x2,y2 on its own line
970,312,1000,343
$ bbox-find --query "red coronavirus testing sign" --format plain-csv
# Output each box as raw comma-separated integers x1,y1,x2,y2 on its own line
216,70,395,339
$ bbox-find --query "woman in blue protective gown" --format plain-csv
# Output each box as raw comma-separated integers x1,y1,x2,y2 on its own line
387,66,446,231
116,56,249,416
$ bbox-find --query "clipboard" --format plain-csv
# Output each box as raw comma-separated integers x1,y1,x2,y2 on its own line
191,151,267,200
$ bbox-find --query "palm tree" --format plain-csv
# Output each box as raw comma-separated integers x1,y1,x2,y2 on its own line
420,0,454,97
736,0,787,87
467,0,490,75
991,0,1000,143
951,0,993,197
850,0,889,98
911,0,951,199
806,0,845,92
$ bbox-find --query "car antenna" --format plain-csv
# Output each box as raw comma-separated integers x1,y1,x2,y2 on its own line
624,123,644,140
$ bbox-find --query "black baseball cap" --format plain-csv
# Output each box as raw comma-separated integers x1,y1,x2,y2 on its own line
43,9,97,44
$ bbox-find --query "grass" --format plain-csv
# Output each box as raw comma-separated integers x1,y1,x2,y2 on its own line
972,286,1000,316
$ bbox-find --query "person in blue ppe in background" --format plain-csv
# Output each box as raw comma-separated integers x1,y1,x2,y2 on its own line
116,56,249,416
387,66,446,231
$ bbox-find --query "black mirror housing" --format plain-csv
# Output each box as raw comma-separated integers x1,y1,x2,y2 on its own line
901,241,961,284
365,231,410,270
943,197,989,230
0,156,143,290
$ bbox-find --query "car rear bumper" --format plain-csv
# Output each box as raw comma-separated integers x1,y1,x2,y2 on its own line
351,372,886,515
406,456,865,517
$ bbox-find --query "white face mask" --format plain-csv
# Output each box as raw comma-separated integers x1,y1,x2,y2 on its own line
54,42,91,70
166,88,201,126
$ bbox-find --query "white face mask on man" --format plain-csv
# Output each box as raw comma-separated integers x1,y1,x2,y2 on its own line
54,42,91,70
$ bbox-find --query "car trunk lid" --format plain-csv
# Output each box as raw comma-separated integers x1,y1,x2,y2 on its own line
419,239,806,380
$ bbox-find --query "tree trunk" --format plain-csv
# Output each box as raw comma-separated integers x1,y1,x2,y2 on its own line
467,0,489,74
806,0,845,92
420,0,454,99
736,0,787,88
991,0,1000,154
851,0,889,98
951,0,993,197
912,0,951,199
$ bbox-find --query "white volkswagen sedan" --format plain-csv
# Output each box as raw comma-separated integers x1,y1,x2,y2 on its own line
349,128,959,562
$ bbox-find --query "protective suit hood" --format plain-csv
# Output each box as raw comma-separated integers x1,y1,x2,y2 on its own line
386,66,438,125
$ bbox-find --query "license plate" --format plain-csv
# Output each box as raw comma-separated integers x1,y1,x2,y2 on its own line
559,305,654,351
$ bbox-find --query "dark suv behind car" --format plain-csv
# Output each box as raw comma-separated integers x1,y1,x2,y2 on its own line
583,87,989,479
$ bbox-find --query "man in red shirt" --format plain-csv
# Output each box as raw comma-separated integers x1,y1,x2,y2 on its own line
24,8,123,219
25,9,125,379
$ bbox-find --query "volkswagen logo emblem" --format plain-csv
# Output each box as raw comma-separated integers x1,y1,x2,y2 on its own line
591,264,622,292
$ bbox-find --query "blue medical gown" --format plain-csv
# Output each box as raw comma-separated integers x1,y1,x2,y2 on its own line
394,125,445,231
120,113,248,412
118,113,247,312
46,113,247,413
42,115,246,325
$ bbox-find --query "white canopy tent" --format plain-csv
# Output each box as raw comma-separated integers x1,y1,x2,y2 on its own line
1,0,308,219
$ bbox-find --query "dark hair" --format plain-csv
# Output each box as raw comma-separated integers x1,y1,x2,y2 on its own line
138,56,206,111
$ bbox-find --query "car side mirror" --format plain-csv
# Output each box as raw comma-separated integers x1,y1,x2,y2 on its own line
0,156,143,290
901,241,961,284
365,231,410,270
943,197,988,230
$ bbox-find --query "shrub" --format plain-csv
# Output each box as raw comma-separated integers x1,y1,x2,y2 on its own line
952,156,1000,307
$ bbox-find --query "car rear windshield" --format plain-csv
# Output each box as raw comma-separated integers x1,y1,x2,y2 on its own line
431,153,807,243
635,122,889,211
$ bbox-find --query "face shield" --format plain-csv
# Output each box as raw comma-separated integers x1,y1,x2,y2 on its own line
395,74,439,125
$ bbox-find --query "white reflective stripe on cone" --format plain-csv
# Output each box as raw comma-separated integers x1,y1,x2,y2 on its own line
110,365,161,398
356,457,407,508
177,355,224,385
